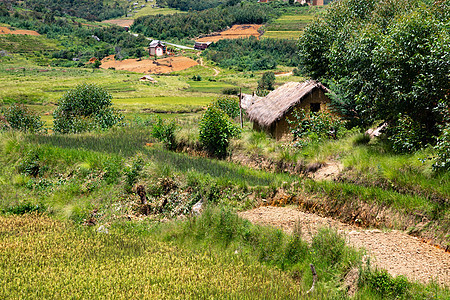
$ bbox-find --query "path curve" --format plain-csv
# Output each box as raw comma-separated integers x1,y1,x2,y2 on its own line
197,53,220,76
239,206,450,286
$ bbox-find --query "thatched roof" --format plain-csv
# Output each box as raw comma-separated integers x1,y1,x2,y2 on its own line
246,80,330,127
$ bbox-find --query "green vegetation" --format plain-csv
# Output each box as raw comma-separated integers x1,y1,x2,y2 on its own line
262,30,302,39
0,12,148,65
289,109,345,148
1,104,45,133
0,0,450,297
199,103,241,158
150,115,178,150
0,214,301,299
6,0,126,21
53,83,123,133
159,0,237,12
203,37,298,71
132,2,279,40
298,0,449,153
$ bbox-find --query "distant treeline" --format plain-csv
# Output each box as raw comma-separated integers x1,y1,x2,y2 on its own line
158,0,240,12
0,11,148,64
203,37,298,71
132,2,279,40
4,0,125,21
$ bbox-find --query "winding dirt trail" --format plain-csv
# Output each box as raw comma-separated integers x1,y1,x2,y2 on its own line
197,54,220,76
239,206,450,286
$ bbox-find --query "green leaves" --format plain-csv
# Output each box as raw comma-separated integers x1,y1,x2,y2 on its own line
1,104,45,134
150,116,178,151
53,83,123,134
199,104,241,158
298,0,450,154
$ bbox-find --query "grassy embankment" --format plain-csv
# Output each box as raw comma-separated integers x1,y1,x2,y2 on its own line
0,117,449,297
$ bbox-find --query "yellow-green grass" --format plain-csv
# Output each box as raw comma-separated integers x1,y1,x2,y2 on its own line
113,96,210,113
0,34,61,54
186,80,237,94
0,214,299,299
133,5,183,18
262,31,302,40
265,14,315,32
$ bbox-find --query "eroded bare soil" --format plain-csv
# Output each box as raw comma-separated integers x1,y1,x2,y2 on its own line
239,206,450,286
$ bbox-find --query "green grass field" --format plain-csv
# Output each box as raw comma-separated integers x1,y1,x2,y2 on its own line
113,96,210,113
262,31,302,40
265,14,315,32
133,5,183,18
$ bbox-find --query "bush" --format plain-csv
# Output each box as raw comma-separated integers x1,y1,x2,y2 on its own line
386,114,427,153
221,87,240,96
1,105,45,133
433,125,450,172
199,105,241,158
360,268,409,298
258,71,275,91
53,83,123,134
212,96,240,119
289,109,346,148
151,116,178,150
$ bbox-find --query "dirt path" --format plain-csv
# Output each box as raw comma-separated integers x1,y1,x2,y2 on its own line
197,53,220,76
239,206,450,286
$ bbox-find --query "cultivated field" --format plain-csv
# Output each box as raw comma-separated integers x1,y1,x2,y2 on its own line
100,55,199,74
101,19,134,27
0,26,40,36
196,24,262,43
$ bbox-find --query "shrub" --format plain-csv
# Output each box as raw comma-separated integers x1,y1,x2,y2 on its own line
433,125,450,172
289,109,346,148
386,114,427,153
212,96,240,119
151,116,178,150
360,268,409,298
311,228,346,267
1,105,45,133
53,83,123,134
221,87,240,96
258,71,275,91
199,105,241,158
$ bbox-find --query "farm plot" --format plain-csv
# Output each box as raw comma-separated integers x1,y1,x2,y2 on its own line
101,19,134,27
100,55,198,74
0,26,40,36
196,24,262,43
113,96,211,113
263,14,314,40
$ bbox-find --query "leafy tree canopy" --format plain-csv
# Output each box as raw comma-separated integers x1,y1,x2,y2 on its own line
298,0,450,152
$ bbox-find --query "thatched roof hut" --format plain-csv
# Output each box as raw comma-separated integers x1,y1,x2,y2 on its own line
246,80,331,139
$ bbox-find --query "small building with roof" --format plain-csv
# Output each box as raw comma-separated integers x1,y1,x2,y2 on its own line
149,40,166,57
246,80,332,140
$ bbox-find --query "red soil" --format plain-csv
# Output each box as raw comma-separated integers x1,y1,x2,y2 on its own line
196,24,262,43
100,55,198,74
0,26,40,36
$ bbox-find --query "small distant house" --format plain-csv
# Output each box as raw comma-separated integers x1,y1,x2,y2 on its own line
194,41,212,50
149,40,166,57
246,80,332,140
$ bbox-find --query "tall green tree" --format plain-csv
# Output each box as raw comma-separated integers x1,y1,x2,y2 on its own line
298,0,450,152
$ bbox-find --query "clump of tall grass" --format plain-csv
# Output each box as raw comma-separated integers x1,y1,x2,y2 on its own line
163,206,364,296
